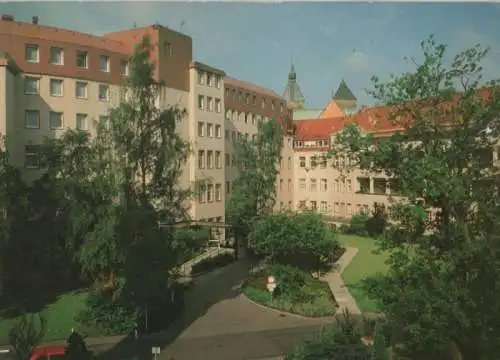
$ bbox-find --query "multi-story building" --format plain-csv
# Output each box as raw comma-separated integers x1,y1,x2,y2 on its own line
0,14,293,226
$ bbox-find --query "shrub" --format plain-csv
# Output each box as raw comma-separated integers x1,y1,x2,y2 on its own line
347,213,370,236
191,252,234,274
365,203,387,237
8,314,47,360
76,290,138,336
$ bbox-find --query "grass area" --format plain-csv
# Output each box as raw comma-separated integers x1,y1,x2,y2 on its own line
337,234,390,312
243,265,337,318
0,290,93,346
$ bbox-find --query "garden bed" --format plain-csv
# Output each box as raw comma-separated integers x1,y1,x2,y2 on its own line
242,264,337,317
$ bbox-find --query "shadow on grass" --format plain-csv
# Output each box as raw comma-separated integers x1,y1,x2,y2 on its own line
94,257,257,360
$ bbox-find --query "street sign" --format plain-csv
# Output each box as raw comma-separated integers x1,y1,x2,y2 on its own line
152,346,161,354
266,275,277,293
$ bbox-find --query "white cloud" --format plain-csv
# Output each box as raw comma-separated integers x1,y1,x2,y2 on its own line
343,50,371,73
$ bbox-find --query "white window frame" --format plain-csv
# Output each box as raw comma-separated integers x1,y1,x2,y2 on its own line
207,184,214,203
25,145,40,169
215,151,221,169
76,51,88,69
215,184,222,201
215,124,222,138
24,76,39,95
207,97,214,112
98,84,110,102
120,60,129,77
198,122,205,137
215,98,221,113
207,123,214,137
25,110,40,129
75,82,88,99
198,95,205,110
49,111,63,130
50,79,64,97
100,55,110,73
76,113,88,131
198,150,205,169
25,44,39,63
50,47,64,65
207,150,213,169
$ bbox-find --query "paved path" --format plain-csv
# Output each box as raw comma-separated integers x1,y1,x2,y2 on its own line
321,247,362,316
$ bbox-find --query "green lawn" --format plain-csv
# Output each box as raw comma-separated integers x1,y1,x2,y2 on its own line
337,234,389,312
0,290,90,346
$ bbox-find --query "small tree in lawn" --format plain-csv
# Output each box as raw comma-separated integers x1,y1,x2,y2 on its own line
249,211,340,273
226,120,283,257
8,314,46,360
332,35,500,358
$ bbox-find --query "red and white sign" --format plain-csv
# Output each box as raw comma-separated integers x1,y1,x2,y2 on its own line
266,275,277,293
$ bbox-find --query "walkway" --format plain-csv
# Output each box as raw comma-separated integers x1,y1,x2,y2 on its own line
321,247,361,315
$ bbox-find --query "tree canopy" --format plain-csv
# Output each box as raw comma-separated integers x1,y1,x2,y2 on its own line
332,35,500,358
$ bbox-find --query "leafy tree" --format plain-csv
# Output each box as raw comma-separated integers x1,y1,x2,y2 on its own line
249,211,339,272
332,35,500,358
365,203,387,237
8,314,46,360
285,310,371,360
226,120,283,257
346,213,370,236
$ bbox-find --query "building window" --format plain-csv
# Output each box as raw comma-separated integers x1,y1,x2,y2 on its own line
198,95,205,110
225,181,231,194
288,156,292,169
288,179,292,192
261,98,266,109
320,178,328,192
310,201,317,211
198,70,205,85
215,76,221,89
207,123,214,137
75,82,88,99
198,122,205,137
347,203,353,217
100,55,110,72
244,113,249,124
310,178,317,192
271,100,275,110
231,131,236,142
215,151,221,168
207,74,213,87
76,51,88,68
215,125,222,138
25,110,40,129
280,103,284,113
24,77,39,94
299,156,306,167
25,44,39,63
215,98,221,113
76,113,87,131
320,156,327,168
232,111,237,122
50,47,64,65
225,130,229,140
198,150,205,169
207,97,214,111
50,79,63,97
120,60,129,76
25,145,40,169
49,111,63,129
198,184,206,203
310,156,317,168
299,178,306,191
320,201,328,213
225,153,230,167
225,110,231,121
164,42,173,56
207,151,213,169
215,184,222,201
98,84,109,102
207,184,214,202
232,89,236,100
245,94,249,105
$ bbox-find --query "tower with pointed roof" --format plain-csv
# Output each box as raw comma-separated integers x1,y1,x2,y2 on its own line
283,63,306,111
333,79,357,114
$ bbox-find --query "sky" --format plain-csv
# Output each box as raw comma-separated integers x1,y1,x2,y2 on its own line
1,2,500,108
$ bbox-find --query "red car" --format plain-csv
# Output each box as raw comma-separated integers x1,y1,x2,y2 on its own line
29,345,66,360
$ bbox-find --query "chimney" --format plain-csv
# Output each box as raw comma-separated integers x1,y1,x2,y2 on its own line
1,14,14,21
32,16,39,25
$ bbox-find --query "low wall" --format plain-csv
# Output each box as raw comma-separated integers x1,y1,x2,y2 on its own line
178,247,234,276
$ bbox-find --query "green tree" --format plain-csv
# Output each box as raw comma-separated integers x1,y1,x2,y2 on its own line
226,120,283,257
332,35,500,359
249,211,339,272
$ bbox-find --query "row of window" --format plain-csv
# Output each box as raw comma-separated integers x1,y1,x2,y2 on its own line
197,150,246,169
197,95,222,112
224,88,285,113
25,44,129,75
294,140,330,148
197,70,222,89
298,178,353,193
224,129,256,143
197,183,223,203
24,76,111,102
23,109,105,131
225,109,266,125
298,200,370,216
197,122,222,138
297,155,353,169
278,178,293,192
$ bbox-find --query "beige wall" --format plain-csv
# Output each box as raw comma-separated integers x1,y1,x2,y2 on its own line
188,66,225,222
275,135,295,211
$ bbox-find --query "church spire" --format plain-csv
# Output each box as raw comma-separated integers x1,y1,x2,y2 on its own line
283,61,305,110
288,62,297,82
